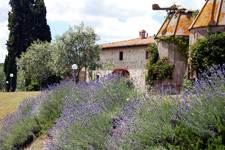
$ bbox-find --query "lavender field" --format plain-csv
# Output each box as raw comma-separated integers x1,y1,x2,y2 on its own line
0,65,224,150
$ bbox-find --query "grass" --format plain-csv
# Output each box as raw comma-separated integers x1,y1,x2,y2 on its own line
0,92,39,120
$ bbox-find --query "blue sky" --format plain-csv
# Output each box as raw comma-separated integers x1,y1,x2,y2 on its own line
0,0,205,63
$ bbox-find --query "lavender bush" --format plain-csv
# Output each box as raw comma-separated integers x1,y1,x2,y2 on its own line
46,76,136,149
172,65,225,149
0,82,73,150
0,65,224,150
116,65,225,149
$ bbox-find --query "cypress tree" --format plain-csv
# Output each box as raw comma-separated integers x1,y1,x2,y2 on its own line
4,0,51,92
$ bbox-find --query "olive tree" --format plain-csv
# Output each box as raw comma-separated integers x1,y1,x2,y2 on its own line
17,41,55,89
53,23,101,80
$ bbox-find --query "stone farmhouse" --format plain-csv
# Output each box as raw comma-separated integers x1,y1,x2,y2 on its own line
92,0,225,91
93,30,154,88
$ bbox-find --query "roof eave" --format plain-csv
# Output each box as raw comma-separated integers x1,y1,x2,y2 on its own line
101,44,151,49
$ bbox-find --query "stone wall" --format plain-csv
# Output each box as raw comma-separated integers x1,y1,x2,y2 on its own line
93,46,148,88
157,41,187,91
189,26,225,46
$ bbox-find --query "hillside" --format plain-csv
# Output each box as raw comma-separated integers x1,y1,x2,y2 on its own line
0,66,224,149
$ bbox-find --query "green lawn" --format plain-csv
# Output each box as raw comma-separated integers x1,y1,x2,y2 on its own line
0,92,39,120
0,92,43,149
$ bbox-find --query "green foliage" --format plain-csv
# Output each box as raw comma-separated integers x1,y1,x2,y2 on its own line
62,113,113,150
18,41,55,89
146,58,174,86
35,85,72,133
182,75,193,91
101,60,115,70
55,78,136,150
122,97,178,149
0,64,5,91
16,70,26,91
52,23,101,79
173,96,225,149
96,78,135,109
146,43,159,64
192,10,200,18
5,0,51,91
146,44,174,86
159,36,189,57
191,33,225,73
1,83,72,149
2,117,40,150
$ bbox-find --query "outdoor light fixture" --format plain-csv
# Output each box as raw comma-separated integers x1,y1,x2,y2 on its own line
9,73,14,92
72,64,78,83
72,64,78,70
10,73,14,78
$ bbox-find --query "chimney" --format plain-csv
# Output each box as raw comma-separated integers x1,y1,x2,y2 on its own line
139,30,147,39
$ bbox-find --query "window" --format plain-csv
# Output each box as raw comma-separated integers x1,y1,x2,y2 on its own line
146,51,149,59
119,51,123,61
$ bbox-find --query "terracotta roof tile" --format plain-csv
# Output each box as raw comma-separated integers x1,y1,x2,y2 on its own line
190,0,225,29
101,37,154,49
156,11,194,38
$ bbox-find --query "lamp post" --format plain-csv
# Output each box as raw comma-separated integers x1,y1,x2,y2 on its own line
10,73,14,92
6,81,9,92
72,64,78,83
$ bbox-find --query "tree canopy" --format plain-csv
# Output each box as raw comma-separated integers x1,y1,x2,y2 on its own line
0,64,5,91
17,41,54,88
53,23,101,79
191,32,225,74
4,0,51,91
17,23,101,90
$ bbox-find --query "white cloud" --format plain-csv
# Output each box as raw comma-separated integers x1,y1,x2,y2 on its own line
0,0,205,63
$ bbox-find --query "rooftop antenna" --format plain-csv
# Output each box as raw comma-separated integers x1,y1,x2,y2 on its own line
152,4,186,14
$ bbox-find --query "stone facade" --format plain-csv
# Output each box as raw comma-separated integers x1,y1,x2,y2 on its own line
94,46,149,88
189,27,225,46
157,41,187,92
154,9,194,92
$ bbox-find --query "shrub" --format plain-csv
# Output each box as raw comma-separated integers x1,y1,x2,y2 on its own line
1,65,224,149
146,43,159,64
120,96,178,149
17,41,56,90
46,76,136,149
0,64,5,91
115,65,225,150
182,75,193,91
146,44,174,87
191,32,225,74
172,65,225,149
146,58,174,86
0,82,72,149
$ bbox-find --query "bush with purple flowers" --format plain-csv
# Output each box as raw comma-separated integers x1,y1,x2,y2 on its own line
0,82,73,150
0,65,224,150
116,65,225,149
46,76,136,149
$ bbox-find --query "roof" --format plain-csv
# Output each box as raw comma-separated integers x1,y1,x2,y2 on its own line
101,37,154,49
190,0,225,30
156,11,194,38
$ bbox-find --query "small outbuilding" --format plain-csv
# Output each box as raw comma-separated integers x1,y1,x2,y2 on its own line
155,8,195,92
189,0,225,45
